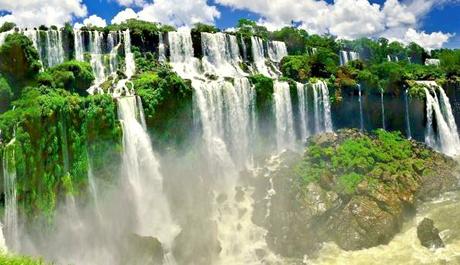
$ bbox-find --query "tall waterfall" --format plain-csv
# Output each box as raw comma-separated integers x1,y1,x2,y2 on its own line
201,32,244,77
405,89,412,139
274,81,296,151
296,82,308,141
123,30,135,79
74,29,84,61
267,41,288,63
158,33,166,62
251,36,277,77
312,81,333,133
358,84,364,131
117,96,179,256
418,81,460,156
169,30,282,264
381,92,386,130
3,138,19,251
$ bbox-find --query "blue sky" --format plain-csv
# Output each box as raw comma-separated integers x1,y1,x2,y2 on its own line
1,0,460,49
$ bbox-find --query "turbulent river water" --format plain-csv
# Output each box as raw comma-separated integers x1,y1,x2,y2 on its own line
310,190,460,265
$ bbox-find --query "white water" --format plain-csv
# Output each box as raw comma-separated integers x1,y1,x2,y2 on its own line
251,36,278,77
123,30,135,79
267,41,288,63
158,33,166,62
74,29,85,61
405,89,412,139
3,138,19,252
274,81,296,151
312,81,333,133
296,82,309,141
340,50,360,66
358,84,364,131
117,96,180,256
169,30,282,264
381,92,386,130
419,81,460,156
201,32,244,77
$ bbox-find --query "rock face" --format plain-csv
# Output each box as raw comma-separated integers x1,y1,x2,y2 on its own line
417,218,445,249
253,129,459,257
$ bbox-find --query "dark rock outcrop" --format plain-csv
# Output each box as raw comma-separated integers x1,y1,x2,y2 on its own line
253,129,459,257
417,218,445,249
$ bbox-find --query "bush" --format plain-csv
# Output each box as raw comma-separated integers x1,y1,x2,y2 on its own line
0,33,41,89
37,60,95,95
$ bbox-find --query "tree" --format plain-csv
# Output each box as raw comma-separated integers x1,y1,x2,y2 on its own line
0,33,41,90
0,22,16,33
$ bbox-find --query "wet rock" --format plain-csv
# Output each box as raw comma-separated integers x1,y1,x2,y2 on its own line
417,218,445,249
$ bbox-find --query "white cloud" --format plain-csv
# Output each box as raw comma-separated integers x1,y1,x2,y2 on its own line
0,0,87,27
115,0,145,7
111,8,138,25
404,28,453,50
82,15,107,27
216,0,457,48
137,0,220,26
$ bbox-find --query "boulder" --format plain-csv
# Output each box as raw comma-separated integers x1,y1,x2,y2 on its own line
417,218,445,249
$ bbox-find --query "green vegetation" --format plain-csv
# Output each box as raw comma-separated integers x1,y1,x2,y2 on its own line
0,253,48,265
296,130,416,194
37,60,95,95
0,22,16,33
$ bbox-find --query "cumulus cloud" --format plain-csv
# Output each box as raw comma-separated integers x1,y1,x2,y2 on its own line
404,28,453,50
216,0,457,48
137,0,220,26
111,8,138,24
82,15,107,27
0,0,87,27
115,0,145,7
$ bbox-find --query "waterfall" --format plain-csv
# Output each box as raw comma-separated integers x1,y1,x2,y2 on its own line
117,96,180,257
274,81,296,151
296,82,308,141
89,31,106,85
201,32,243,77
169,30,281,264
405,89,412,139
312,81,333,134
45,30,65,67
358,84,364,131
158,33,166,62
240,36,248,62
0,29,14,47
380,92,385,130
419,81,460,156
3,138,19,251
0,222,6,253
251,36,276,77
74,29,84,61
340,50,359,65
123,30,135,79
267,41,288,63
107,32,119,74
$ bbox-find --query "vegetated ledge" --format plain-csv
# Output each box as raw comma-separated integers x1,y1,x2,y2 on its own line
251,129,459,258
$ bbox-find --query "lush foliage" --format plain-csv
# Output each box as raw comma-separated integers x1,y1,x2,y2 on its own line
295,130,417,194
0,33,41,89
37,60,95,95
0,253,48,265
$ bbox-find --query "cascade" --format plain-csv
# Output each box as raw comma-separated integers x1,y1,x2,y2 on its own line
44,30,65,68
0,29,14,47
107,32,119,74
419,81,460,156
274,81,296,151
158,33,166,62
296,82,308,141
88,31,107,85
169,30,281,264
240,36,248,62
311,81,333,133
201,32,244,77
358,84,364,131
340,50,360,65
267,41,288,63
251,36,277,77
117,96,180,258
123,30,135,79
3,138,19,251
0,222,6,253
405,89,412,139
381,91,386,130
74,29,84,61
